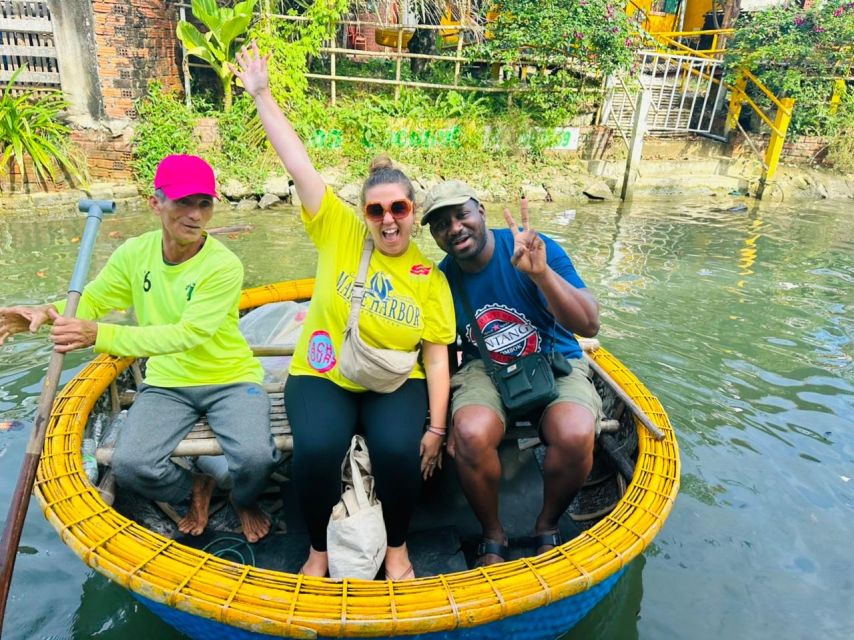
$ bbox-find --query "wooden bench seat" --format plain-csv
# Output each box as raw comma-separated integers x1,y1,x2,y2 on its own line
95,381,618,466
96,338,621,466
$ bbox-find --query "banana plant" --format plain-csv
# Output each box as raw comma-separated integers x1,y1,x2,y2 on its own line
176,0,258,111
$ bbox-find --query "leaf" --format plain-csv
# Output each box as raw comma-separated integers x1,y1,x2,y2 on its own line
177,22,219,66
220,14,255,50
192,0,223,32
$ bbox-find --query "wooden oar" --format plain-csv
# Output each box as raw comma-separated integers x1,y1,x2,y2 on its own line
578,338,666,441
0,199,115,633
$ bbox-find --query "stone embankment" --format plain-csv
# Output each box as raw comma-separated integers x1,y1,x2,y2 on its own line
2,151,852,216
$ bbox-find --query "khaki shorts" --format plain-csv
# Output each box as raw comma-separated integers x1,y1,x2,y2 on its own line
450,357,603,433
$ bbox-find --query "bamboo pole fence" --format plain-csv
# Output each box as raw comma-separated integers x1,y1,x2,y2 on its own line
177,7,605,106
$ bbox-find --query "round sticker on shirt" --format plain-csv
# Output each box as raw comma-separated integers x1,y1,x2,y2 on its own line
307,330,337,373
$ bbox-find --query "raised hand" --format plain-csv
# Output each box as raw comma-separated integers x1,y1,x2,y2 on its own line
47,308,97,353
503,197,546,276
0,304,55,344
229,41,271,98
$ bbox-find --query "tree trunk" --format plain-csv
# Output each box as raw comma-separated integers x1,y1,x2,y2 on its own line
722,0,741,28
223,75,233,111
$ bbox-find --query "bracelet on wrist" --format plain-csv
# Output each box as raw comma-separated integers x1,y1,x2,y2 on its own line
427,426,447,437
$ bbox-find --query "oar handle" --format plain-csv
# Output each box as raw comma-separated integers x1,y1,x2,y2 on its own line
69,200,114,295
583,352,667,441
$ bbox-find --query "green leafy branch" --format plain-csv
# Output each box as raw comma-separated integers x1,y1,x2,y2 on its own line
177,0,259,111
0,66,87,189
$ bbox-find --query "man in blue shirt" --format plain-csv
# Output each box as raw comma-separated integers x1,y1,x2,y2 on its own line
422,181,603,566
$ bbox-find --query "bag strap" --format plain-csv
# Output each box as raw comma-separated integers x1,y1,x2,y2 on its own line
344,436,373,508
449,265,496,376
347,237,373,330
341,486,361,515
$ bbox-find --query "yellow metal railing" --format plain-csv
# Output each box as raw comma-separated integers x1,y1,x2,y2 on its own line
651,29,734,59
724,68,795,193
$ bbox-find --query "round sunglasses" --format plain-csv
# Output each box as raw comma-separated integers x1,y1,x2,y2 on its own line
364,199,413,221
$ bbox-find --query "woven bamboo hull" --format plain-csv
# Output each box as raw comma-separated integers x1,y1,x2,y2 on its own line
34,278,679,639
136,569,625,640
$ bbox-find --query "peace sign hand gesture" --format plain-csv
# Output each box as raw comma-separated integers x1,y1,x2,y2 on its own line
504,197,546,277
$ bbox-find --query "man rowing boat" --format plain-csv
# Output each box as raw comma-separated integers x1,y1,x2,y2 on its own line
0,155,280,542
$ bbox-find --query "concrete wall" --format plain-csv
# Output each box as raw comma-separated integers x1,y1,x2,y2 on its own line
49,0,104,124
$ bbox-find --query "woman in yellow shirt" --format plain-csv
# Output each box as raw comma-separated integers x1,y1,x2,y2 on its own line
232,44,456,580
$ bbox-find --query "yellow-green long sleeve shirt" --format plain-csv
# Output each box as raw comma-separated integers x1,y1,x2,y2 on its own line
57,230,262,387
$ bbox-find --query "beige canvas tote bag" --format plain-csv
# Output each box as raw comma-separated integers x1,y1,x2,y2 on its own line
327,435,387,579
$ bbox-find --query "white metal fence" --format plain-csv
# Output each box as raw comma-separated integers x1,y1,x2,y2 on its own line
603,51,728,140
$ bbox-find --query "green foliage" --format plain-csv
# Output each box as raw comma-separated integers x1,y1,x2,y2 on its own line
726,1,854,135
0,67,87,188
249,0,348,112
305,86,562,185
209,91,274,191
136,1,597,195
472,0,636,124
131,83,198,192
177,0,259,110
132,83,272,193
825,88,854,172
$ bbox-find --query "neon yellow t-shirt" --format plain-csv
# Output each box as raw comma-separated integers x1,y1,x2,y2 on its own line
59,230,262,387
289,188,455,391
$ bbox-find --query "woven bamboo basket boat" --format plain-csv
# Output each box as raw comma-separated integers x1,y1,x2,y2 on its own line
34,278,679,639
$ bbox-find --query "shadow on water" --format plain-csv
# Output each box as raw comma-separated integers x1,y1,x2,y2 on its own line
2,197,854,639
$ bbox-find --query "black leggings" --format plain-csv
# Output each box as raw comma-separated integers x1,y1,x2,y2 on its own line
284,375,427,551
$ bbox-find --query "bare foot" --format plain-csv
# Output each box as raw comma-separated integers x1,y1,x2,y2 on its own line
384,543,415,581
178,474,215,536
299,546,328,577
234,502,271,543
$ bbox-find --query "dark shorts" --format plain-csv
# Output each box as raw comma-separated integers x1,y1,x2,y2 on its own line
450,358,603,432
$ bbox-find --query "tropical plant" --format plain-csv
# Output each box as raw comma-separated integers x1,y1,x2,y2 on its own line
211,91,275,191
0,66,87,188
725,0,854,135
249,0,348,113
131,83,199,192
177,0,259,111
470,0,636,124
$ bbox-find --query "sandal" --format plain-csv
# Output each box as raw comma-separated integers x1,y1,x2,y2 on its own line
385,563,415,581
475,539,509,567
533,530,562,555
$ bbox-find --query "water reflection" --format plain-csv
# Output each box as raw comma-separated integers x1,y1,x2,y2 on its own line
1,197,853,639
71,572,182,640
564,556,645,640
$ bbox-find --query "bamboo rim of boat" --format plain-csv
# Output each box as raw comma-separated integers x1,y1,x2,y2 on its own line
33,278,680,638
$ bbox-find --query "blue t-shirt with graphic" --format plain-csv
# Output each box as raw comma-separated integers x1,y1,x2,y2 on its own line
439,228,586,363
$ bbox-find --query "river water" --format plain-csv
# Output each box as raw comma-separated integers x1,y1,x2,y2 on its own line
0,196,852,639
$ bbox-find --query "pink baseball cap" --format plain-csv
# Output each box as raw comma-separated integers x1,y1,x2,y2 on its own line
153,154,219,200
